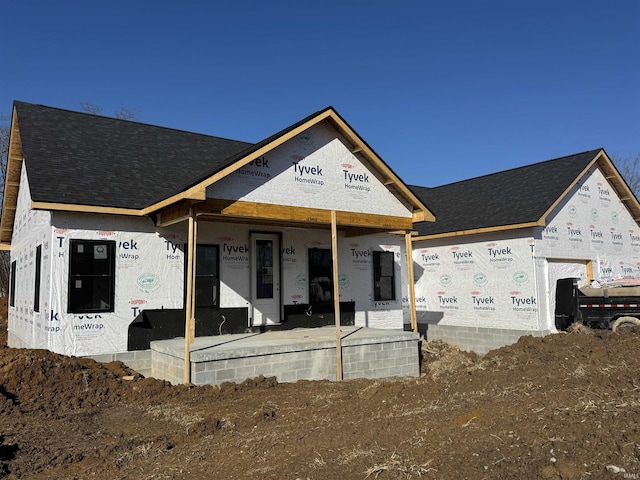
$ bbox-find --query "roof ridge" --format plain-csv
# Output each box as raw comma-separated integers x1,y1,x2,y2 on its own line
13,100,253,145
410,148,610,237
12,100,257,210
412,148,603,191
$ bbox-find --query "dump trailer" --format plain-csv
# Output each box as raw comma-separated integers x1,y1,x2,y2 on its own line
555,277,640,332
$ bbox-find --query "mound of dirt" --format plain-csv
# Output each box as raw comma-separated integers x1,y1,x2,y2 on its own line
421,338,480,380
1,319,639,479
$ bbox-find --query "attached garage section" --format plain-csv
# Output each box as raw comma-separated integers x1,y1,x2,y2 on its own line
409,149,640,353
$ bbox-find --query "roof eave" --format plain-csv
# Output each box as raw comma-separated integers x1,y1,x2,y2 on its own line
413,220,544,241
595,149,640,224
534,149,640,227
325,111,435,224
0,105,25,246
30,201,145,216
533,150,602,228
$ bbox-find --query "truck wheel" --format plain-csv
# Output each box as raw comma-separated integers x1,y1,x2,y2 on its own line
611,316,640,332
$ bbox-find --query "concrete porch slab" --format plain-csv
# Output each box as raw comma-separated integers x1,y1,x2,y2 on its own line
150,326,421,386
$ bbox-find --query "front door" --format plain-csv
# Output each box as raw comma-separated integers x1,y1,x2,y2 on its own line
250,233,281,325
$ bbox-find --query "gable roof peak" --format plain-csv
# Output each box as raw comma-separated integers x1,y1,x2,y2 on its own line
426,148,605,191
411,148,614,238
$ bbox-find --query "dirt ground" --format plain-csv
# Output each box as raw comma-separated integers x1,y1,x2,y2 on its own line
1,301,639,479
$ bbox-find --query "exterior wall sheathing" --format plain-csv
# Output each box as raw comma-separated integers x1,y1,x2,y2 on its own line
8,163,52,350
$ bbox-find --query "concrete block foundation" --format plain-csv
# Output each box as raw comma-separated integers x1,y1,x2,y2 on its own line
87,350,153,377
422,323,552,355
150,326,420,386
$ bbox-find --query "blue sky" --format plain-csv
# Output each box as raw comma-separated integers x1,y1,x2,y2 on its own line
1,0,638,187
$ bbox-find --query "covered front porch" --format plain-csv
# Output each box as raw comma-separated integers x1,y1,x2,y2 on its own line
147,108,435,383
149,326,421,386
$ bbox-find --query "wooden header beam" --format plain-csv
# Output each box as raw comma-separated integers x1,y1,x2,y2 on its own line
413,220,543,241
156,198,414,231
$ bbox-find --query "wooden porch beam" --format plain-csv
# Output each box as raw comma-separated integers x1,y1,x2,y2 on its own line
191,199,413,230
412,210,434,223
155,200,199,227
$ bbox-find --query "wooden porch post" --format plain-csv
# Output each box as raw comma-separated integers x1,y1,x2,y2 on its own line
184,208,198,383
190,215,198,343
331,210,343,381
405,231,418,333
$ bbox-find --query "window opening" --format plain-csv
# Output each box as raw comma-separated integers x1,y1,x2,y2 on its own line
34,245,42,312
195,244,220,308
9,260,16,307
309,248,333,303
68,240,115,313
373,250,395,301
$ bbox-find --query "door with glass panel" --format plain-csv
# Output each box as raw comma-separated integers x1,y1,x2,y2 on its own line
250,233,281,325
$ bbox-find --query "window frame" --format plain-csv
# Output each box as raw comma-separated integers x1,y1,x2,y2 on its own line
308,247,333,304
67,239,116,314
9,260,16,307
195,244,220,309
34,245,42,312
373,250,396,302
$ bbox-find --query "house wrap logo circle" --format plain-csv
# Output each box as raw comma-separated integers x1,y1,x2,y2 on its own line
590,208,599,221
611,211,619,223
513,271,529,286
296,133,315,151
439,274,453,287
568,205,577,218
295,273,307,289
136,274,160,293
473,273,488,286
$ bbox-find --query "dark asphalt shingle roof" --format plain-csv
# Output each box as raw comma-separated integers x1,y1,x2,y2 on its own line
15,101,254,209
410,149,602,237
13,102,427,217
